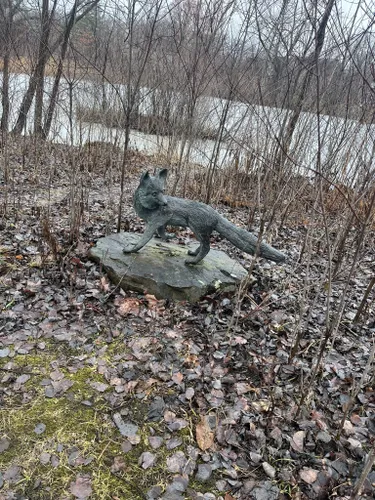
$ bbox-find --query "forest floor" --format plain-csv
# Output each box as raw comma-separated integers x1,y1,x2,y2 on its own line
0,138,374,500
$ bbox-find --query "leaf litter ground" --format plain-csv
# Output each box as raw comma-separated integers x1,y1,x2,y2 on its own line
0,139,374,500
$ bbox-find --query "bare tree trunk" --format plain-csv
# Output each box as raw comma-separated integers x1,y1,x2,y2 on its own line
42,0,78,139
34,0,56,137
42,0,102,139
0,0,21,133
12,0,57,135
1,45,10,134
275,0,336,170
205,93,232,203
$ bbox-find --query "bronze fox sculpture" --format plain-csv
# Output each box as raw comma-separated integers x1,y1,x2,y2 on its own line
123,169,286,265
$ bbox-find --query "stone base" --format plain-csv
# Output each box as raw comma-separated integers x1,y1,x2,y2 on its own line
89,232,248,302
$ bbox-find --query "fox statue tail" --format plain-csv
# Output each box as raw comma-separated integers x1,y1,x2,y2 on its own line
216,216,286,263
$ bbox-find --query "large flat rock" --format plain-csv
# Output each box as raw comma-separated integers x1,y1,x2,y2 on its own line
89,232,248,302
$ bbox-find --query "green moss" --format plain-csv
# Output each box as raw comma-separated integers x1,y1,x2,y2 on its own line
0,352,198,499
0,389,165,499
189,478,220,495
12,352,54,370
101,336,129,358
0,329,219,498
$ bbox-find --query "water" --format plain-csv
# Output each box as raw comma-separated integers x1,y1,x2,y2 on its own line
1,72,374,181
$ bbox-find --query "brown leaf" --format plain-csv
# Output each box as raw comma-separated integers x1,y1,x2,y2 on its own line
196,415,214,451
183,353,199,367
115,297,141,316
145,294,163,313
234,382,252,395
125,380,139,393
89,381,109,393
251,399,270,411
185,387,195,400
141,378,158,390
291,430,305,452
100,276,110,292
172,372,184,385
232,336,247,345
299,468,319,484
165,329,179,339
311,410,328,431
138,451,157,469
70,475,92,499
166,451,187,473
262,462,276,478
164,410,176,422
350,414,362,425
111,456,126,473
0,438,11,452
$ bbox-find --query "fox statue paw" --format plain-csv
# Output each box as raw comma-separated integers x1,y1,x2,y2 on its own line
156,232,175,241
123,247,136,254
185,258,200,265
164,232,175,241
187,249,199,256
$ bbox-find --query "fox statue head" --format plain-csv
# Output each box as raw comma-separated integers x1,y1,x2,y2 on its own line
136,169,169,209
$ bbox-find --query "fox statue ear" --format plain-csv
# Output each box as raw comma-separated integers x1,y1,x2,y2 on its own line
158,169,168,185
140,171,150,184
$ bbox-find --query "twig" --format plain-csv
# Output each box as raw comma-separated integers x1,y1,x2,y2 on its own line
351,442,375,499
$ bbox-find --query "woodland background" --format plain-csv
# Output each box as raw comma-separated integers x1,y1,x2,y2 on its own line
0,1,375,499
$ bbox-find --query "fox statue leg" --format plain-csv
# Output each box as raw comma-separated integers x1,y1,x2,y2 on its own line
123,224,156,254
156,225,175,241
185,234,210,265
187,247,200,256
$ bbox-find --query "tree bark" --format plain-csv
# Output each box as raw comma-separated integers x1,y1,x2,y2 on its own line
33,0,54,136
275,0,336,170
42,0,79,139
0,0,19,133
12,0,57,135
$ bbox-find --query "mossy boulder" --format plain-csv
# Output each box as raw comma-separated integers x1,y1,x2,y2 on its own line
89,232,247,302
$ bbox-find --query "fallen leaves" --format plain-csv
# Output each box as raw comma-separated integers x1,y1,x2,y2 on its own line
311,410,328,431
145,294,165,316
149,436,163,449
100,276,110,292
70,475,92,499
262,462,276,479
251,399,271,412
164,411,188,432
196,415,215,451
0,438,10,453
115,296,141,316
1,144,374,500
171,371,184,385
234,381,253,395
34,423,46,435
299,468,319,484
138,451,157,469
112,414,139,439
89,381,109,392
290,430,305,453
166,451,187,473
185,387,195,400
114,294,165,317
